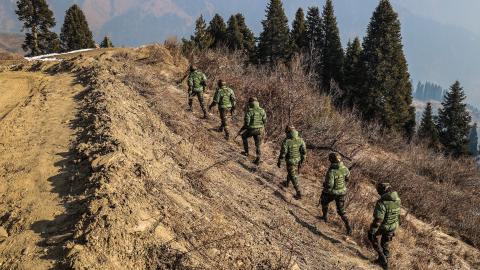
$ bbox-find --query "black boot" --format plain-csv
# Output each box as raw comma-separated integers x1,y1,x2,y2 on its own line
253,157,261,165
341,216,352,236
294,192,302,200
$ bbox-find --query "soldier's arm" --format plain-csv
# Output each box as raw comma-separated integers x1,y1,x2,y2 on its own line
262,110,267,126
345,167,351,182
243,110,251,129
188,75,193,90
369,202,385,235
325,169,335,192
300,139,307,163
230,90,236,109
209,89,220,109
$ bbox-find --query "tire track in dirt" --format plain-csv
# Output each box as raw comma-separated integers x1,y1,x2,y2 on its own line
0,71,86,269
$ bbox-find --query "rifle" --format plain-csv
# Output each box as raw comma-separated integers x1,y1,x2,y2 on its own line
235,127,247,140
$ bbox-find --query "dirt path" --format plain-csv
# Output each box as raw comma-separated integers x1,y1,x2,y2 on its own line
0,71,84,269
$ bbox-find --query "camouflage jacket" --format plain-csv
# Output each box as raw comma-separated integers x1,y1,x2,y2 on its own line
324,162,350,195
278,130,306,165
213,86,236,109
372,191,401,233
188,70,207,93
244,101,267,129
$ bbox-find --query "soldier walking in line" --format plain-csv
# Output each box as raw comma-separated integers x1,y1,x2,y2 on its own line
277,126,306,200
237,97,267,165
187,65,209,118
209,80,236,140
319,153,352,235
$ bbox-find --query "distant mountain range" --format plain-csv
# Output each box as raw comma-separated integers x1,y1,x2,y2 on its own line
1,0,480,106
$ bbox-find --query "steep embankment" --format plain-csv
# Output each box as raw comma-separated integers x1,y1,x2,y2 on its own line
1,47,479,270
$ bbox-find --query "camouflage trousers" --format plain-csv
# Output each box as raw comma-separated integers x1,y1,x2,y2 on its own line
370,229,395,267
242,128,264,158
285,163,301,195
218,108,231,138
188,91,207,116
321,193,350,225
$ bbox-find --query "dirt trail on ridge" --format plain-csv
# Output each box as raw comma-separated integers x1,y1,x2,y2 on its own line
0,71,85,269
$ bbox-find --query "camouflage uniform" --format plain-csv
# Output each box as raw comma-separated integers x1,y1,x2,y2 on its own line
241,100,267,164
321,157,352,235
369,183,401,270
210,85,236,139
188,70,208,117
277,129,306,198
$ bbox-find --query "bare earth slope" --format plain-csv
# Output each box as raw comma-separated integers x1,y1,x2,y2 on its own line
0,71,86,269
0,47,479,270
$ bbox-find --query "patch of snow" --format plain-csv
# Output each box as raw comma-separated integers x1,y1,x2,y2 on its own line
25,49,95,62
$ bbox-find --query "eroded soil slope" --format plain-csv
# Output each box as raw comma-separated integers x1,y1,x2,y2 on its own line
0,71,86,269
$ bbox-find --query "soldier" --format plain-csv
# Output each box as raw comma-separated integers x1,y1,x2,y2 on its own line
187,65,209,118
368,183,401,270
238,97,267,165
209,80,236,140
277,126,307,200
319,153,352,235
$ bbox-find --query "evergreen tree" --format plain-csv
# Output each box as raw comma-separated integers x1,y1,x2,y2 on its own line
343,37,363,108
418,102,440,149
16,0,60,56
291,8,307,54
468,123,479,156
320,0,344,90
305,7,323,77
192,15,213,51
361,0,415,138
60,4,95,51
208,14,227,48
100,36,114,48
257,0,290,65
235,13,256,56
225,15,243,51
437,81,472,156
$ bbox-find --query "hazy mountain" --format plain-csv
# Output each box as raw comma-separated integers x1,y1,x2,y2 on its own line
1,0,479,105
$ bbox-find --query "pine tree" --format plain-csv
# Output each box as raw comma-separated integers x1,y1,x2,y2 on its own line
100,36,114,48
235,13,256,56
60,4,95,51
343,37,363,108
225,15,243,51
361,0,415,138
320,0,344,90
305,7,322,76
16,0,60,56
418,102,440,149
437,81,472,156
291,8,307,54
192,15,213,51
257,0,290,65
468,123,479,156
208,14,227,48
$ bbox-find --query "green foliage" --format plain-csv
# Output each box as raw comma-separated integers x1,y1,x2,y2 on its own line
225,15,243,50
291,8,307,54
360,0,415,138
305,7,322,54
100,36,114,48
60,4,95,51
15,0,60,56
418,102,440,149
437,81,472,157
320,0,344,90
192,15,214,51
468,123,479,156
208,14,227,48
235,13,256,58
257,0,291,65
343,37,363,108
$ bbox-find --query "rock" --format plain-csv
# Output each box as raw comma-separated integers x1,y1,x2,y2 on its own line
0,227,8,242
